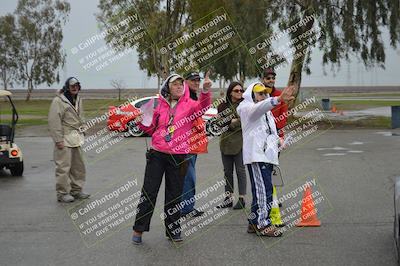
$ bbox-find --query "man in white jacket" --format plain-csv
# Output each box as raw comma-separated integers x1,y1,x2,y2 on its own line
237,82,295,237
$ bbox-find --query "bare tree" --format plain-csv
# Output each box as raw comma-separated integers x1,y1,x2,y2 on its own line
110,79,125,101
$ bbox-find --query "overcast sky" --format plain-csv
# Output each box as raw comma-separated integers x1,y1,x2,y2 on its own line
1,0,400,89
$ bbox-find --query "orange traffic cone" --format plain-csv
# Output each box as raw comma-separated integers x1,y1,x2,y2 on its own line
296,186,321,227
331,104,337,113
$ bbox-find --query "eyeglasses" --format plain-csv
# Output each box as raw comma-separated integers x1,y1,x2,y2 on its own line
265,76,275,81
232,89,244,93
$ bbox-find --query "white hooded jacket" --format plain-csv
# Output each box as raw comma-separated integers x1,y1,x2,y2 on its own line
237,82,280,165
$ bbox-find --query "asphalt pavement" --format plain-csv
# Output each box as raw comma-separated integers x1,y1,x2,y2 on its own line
0,129,399,266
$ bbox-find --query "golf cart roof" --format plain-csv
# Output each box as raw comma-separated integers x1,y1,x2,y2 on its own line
0,90,12,97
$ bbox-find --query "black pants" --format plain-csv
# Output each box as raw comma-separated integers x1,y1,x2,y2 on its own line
220,150,247,196
133,149,187,237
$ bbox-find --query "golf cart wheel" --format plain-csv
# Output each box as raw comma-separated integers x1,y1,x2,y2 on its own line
206,119,223,137
10,161,23,176
127,120,144,137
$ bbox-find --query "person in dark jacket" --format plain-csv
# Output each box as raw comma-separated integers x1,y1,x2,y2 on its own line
216,81,247,209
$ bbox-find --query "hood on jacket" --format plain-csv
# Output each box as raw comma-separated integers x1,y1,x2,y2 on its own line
160,74,185,99
243,82,270,103
60,77,81,106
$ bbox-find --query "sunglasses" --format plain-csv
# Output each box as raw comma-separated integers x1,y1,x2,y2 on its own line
265,76,276,80
232,89,244,93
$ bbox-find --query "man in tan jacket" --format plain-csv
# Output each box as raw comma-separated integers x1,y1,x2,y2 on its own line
48,77,90,203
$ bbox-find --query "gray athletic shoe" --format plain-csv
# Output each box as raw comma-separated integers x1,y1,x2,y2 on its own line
57,194,75,203
71,192,90,199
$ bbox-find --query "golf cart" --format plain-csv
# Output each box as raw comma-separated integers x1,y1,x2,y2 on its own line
0,90,24,176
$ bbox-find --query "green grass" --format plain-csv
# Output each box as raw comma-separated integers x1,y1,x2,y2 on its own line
5,100,51,116
296,98,400,111
0,99,126,130
0,99,125,117
328,92,400,98
287,115,391,129
1,96,395,130
0,100,50,116
82,99,125,118
322,116,391,129
331,100,400,110
0,118,48,127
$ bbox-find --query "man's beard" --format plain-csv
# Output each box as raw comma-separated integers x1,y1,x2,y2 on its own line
264,82,274,88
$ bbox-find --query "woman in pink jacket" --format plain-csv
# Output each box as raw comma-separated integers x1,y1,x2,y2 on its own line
132,74,211,244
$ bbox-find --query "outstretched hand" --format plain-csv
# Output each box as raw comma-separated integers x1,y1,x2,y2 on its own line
279,85,296,103
203,70,212,91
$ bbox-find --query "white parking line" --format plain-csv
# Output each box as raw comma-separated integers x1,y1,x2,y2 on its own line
317,146,348,151
349,141,364,145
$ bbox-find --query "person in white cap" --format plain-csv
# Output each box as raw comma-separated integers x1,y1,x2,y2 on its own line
132,73,211,244
48,77,90,203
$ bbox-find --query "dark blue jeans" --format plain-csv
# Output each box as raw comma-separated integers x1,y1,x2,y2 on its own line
180,154,197,214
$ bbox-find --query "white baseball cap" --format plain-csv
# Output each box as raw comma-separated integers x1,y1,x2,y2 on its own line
168,74,183,83
68,77,80,86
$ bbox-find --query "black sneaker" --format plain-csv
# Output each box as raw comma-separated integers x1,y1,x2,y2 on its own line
181,211,191,217
247,224,257,234
71,192,90,200
167,234,183,242
181,209,204,218
256,225,283,237
216,196,233,209
191,209,204,217
233,198,245,209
